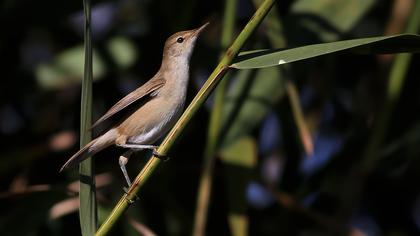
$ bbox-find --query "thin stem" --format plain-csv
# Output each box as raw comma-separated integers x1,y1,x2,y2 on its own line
362,0,420,171
286,81,314,156
95,0,276,235
192,0,237,235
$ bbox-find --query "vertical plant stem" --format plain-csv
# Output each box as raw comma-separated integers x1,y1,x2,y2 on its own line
95,0,276,235
338,0,420,222
192,0,237,235
286,81,314,156
362,0,420,170
253,0,313,156
79,0,97,235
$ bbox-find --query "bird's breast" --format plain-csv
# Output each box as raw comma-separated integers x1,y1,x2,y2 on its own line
119,92,185,144
118,62,190,144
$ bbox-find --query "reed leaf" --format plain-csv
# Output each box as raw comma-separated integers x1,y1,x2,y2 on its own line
231,34,420,69
79,0,98,235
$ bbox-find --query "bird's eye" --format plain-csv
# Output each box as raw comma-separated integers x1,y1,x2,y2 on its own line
176,37,184,43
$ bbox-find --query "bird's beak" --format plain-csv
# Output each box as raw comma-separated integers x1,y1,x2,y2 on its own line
193,22,210,36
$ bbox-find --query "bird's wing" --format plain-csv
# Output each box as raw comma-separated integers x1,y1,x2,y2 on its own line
91,77,165,129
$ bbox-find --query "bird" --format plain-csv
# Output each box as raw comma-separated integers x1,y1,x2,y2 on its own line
60,23,209,186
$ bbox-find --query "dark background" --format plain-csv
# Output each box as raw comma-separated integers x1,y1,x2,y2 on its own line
1,0,420,235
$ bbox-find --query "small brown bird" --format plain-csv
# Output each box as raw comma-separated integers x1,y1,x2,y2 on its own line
60,23,209,186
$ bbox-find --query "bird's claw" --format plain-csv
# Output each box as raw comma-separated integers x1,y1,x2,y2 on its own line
153,149,170,161
123,187,139,204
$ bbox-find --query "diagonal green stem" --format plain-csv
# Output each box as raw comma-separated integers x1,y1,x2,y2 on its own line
79,0,98,235
95,0,276,235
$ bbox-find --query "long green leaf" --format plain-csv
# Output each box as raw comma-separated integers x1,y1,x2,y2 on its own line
79,0,97,235
231,34,420,69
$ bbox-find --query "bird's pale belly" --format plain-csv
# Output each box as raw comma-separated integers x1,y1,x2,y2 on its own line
125,97,184,145
127,114,175,144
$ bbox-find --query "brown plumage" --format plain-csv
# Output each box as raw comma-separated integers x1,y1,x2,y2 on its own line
60,23,209,174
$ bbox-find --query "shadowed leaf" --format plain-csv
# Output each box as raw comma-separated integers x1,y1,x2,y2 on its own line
291,0,375,41
220,136,257,236
221,67,285,148
35,45,105,89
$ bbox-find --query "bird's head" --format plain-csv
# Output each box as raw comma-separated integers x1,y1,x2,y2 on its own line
162,22,209,62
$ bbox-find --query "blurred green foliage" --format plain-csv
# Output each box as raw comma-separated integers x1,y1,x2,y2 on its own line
36,45,106,89
1,0,420,236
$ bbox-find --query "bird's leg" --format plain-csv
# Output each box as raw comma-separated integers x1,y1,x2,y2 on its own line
119,150,140,203
117,143,157,150
152,149,170,161
118,143,169,161
119,150,133,188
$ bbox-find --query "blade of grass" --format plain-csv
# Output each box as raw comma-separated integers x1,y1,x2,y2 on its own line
192,0,237,235
79,0,98,235
95,0,276,235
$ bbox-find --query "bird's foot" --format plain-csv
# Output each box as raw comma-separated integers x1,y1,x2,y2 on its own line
153,149,170,161
123,187,139,204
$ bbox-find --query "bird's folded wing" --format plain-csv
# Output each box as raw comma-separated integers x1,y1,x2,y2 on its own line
91,77,165,129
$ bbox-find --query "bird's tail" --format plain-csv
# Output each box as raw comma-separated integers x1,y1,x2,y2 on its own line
59,129,117,172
